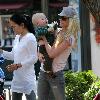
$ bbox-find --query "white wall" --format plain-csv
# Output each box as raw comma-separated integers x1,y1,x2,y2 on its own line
90,18,100,77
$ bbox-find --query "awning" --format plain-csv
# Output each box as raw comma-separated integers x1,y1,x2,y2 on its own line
49,3,68,8
0,0,33,10
0,3,31,10
0,0,32,3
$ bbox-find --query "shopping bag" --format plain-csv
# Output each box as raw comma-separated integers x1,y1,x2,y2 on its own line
93,93,100,100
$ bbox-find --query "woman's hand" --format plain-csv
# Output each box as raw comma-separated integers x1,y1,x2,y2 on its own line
40,36,47,42
6,63,22,72
38,39,45,45
38,53,45,63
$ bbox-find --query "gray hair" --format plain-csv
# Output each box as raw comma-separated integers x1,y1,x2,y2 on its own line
32,13,46,27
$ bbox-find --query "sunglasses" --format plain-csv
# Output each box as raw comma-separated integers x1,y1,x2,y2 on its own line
59,16,69,21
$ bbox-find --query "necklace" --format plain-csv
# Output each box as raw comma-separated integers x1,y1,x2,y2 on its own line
19,35,24,42
19,32,28,42
19,36,22,42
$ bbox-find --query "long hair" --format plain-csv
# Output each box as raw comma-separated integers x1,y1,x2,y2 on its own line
10,13,35,34
55,17,79,48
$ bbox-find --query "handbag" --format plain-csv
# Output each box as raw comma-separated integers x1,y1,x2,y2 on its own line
93,93,100,100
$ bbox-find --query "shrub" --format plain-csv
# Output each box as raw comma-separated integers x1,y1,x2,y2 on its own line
64,70,98,100
84,80,100,100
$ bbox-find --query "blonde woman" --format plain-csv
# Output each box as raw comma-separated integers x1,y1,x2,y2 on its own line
38,6,79,100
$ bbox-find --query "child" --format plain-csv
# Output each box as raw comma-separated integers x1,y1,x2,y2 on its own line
32,13,57,76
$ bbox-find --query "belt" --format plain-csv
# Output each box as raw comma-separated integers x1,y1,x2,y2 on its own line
45,71,52,73
44,71,56,78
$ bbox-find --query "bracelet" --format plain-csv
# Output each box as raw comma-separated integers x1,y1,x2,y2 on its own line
17,65,19,69
15,64,19,70
16,64,22,70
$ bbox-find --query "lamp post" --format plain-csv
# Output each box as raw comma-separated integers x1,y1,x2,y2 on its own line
41,0,48,17
79,0,91,70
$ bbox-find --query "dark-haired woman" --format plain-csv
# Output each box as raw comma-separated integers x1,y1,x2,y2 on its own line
0,14,38,100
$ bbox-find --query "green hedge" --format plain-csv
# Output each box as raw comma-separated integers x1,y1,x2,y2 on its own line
84,80,100,100
64,70,100,100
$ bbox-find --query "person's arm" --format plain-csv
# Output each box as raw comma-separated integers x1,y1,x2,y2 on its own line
3,50,14,60
20,35,38,68
38,52,45,63
6,63,22,72
43,36,71,58
0,49,14,61
0,35,18,61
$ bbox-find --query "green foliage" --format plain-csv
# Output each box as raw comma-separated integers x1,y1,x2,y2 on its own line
64,70,100,100
84,80,100,100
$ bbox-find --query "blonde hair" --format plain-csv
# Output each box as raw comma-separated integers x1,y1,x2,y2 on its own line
32,13,46,27
55,17,79,48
